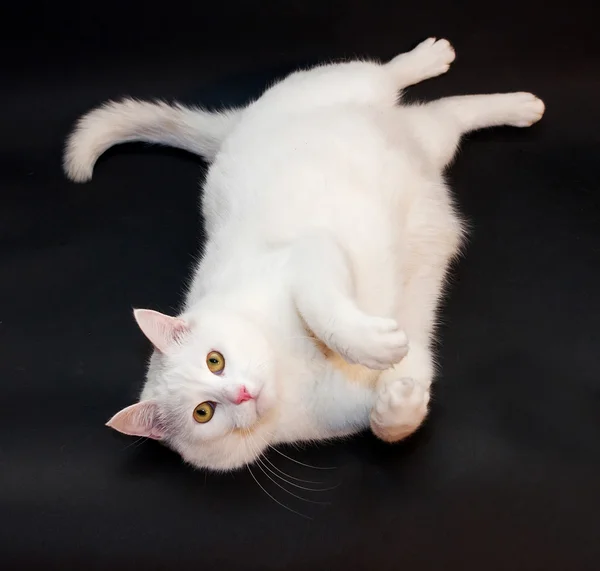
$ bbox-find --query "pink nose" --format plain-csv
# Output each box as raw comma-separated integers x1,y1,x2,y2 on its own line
234,386,253,405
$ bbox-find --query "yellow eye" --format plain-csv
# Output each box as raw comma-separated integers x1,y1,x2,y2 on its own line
193,402,215,424
206,351,225,374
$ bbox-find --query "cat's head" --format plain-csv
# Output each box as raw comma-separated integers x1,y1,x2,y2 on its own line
106,307,279,471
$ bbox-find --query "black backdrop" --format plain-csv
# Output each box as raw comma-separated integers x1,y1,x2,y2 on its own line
2,1,599,570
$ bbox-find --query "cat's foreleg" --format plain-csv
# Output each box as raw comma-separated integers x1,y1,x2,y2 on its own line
290,232,408,370
370,374,431,442
369,244,455,442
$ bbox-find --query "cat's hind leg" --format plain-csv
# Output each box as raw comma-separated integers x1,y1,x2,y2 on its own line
265,38,455,110
408,92,545,170
384,37,456,91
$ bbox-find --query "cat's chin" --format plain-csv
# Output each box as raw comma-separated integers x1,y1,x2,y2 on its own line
172,430,267,473
254,383,277,418
191,452,261,473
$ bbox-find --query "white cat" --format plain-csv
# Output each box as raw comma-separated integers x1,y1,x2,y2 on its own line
64,38,544,472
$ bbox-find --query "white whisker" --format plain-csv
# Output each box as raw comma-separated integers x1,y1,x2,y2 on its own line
260,456,338,493
246,462,311,519
257,433,337,470
260,454,337,489
122,436,147,451
244,431,323,502
255,454,329,505
243,429,312,519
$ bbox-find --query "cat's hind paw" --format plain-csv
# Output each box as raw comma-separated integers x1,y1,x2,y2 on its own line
502,92,545,127
410,37,456,78
389,37,456,83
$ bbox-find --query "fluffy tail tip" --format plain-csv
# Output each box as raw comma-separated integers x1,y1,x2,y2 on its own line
62,141,95,183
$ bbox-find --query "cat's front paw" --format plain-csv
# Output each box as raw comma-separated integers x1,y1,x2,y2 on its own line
334,316,409,370
370,377,430,442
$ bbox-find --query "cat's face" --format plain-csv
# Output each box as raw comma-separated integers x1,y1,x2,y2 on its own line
107,308,279,471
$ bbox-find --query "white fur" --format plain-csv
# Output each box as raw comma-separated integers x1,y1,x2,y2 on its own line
67,38,544,471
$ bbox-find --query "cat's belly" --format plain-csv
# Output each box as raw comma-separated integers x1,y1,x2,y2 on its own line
213,106,411,237
215,111,416,316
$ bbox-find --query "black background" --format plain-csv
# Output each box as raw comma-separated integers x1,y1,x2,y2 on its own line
2,1,599,570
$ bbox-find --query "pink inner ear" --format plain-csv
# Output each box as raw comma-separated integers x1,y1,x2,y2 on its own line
133,308,189,353
106,401,164,440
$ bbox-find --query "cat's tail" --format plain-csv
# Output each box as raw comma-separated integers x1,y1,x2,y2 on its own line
63,98,241,183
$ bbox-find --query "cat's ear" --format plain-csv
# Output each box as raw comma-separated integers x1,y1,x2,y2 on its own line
133,308,189,353
106,401,164,440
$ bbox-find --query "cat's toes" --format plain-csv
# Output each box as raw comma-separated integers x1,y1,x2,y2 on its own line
506,92,545,127
370,377,430,442
411,37,456,77
336,316,409,370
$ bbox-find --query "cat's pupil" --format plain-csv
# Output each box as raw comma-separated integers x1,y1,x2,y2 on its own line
210,358,218,364
198,409,206,415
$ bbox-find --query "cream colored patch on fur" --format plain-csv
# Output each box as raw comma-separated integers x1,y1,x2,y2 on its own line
308,329,381,388
370,422,413,443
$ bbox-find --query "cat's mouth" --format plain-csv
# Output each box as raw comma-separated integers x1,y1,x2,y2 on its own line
233,403,276,437
232,386,274,432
